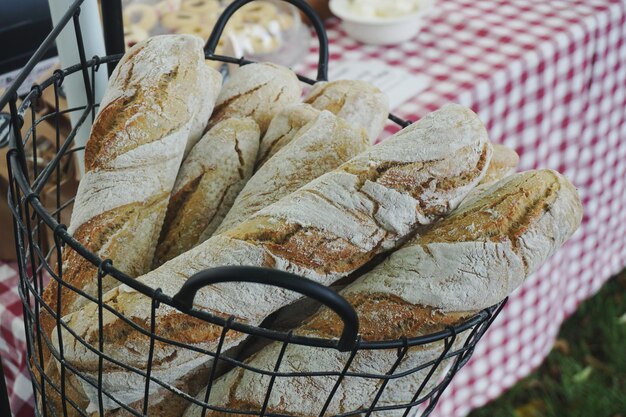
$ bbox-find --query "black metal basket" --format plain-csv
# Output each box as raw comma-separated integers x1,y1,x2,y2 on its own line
0,1,506,416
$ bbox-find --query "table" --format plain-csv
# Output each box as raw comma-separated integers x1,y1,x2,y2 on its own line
2,0,626,415
0,263,32,417
297,0,626,415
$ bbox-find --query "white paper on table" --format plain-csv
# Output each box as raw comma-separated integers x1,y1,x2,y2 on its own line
328,60,428,110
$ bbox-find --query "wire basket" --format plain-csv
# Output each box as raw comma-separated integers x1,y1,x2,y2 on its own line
1,0,506,416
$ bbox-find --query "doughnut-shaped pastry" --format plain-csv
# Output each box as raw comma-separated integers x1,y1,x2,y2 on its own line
155,0,180,17
181,0,221,14
123,25,149,48
176,23,213,40
278,13,295,30
249,34,279,53
123,3,158,32
240,1,279,25
161,11,201,31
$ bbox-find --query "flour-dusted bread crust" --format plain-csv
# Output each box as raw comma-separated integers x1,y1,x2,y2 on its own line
461,143,520,208
256,103,321,168
479,144,519,185
215,110,369,234
154,118,260,266
207,62,302,134
184,169,583,417
54,104,491,411
37,35,222,417
304,79,389,143
51,34,221,314
92,362,210,417
186,62,223,157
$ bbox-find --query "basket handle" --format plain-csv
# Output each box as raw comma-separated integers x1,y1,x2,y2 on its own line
205,0,329,81
172,266,359,351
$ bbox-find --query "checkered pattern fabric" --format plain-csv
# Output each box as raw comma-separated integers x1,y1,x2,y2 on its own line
298,0,626,415
1,263,33,417
1,0,625,415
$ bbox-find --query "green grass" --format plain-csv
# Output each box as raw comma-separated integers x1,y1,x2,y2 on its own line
468,270,626,417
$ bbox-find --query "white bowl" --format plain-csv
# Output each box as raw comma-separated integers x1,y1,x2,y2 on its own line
329,0,434,45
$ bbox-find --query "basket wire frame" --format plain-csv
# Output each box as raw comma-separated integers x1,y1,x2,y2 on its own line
0,0,507,416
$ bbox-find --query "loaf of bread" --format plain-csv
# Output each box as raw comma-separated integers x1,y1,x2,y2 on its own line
206,62,302,134
255,103,321,168
54,104,492,411
303,80,389,143
461,143,520,207
184,169,583,417
46,34,221,315
153,118,260,266
38,34,221,417
186,62,223,157
92,362,211,417
215,110,369,234
479,144,519,185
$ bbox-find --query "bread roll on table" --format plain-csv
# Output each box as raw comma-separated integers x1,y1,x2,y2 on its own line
184,169,583,417
215,110,369,234
154,118,260,266
54,104,492,412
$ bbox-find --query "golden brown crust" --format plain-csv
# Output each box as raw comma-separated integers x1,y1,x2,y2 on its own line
480,144,519,185
304,293,472,341
227,216,376,275
419,170,563,246
41,194,169,339
100,363,210,417
206,63,302,134
84,38,198,171
154,118,260,265
37,357,89,417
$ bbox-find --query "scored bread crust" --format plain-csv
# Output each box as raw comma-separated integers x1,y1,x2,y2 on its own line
183,169,583,417
206,62,302,134
54,104,492,411
42,34,220,329
460,143,520,208
479,143,519,185
256,103,321,168
215,110,369,234
303,79,390,143
37,35,222,417
153,118,260,266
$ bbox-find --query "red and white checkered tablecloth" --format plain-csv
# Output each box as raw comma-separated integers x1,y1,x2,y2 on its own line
2,0,626,416
1,263,33,417
298,0,626,415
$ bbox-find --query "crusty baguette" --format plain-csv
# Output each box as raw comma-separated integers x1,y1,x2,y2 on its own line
303,80,389,143
54,104,492,411
461,143,520,207
186,63,223,157
184,169,583,417
91,362,211,417
206,62,302,134
215,110,369,234
479,144,519,185
153,118,260,267
37,35,221,417
255,103,321,168
44,34,221,318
